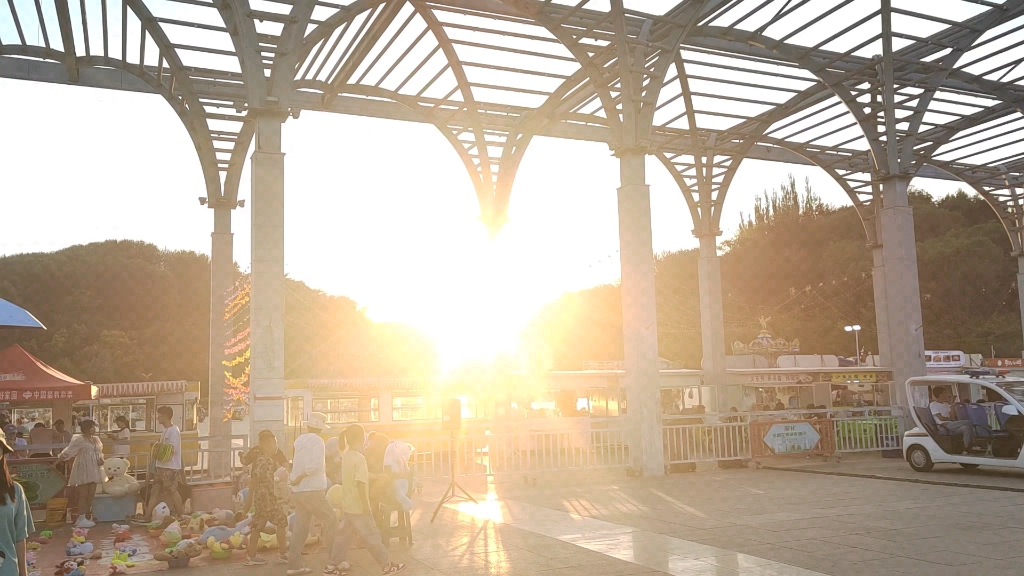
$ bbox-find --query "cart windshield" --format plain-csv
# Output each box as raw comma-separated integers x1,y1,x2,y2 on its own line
993,381,1024,403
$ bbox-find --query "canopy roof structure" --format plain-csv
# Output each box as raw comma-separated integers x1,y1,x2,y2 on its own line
0,298,45,330
3,0,1024,243
0,344,94,402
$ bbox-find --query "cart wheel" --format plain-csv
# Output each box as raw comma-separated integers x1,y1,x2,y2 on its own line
907,445,934,472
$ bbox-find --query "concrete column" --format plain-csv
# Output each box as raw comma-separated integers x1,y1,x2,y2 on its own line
249,114,287,441
616,151,664,476
875,177,925,405
208,206,234,477
870,245,891,369
1018,255,1024,354
697,235,729,412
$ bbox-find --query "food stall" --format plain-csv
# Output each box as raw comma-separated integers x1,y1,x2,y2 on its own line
74,380,201,464
0,344,96,521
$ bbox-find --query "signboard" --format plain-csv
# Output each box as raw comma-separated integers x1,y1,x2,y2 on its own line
983,358,1024,368
763,422,821,454
820,371,892,383
743,373,815,385
8,461,66,510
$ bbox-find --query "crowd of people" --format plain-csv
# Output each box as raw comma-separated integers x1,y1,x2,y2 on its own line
240,412,409,575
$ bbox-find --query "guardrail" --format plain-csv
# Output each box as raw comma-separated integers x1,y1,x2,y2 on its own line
395,427,631,479
663,422,750,464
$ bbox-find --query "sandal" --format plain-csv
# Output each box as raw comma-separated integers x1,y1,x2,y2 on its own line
381,563,406,575
245,556,268,566
128,514,150,525
287,569,313,576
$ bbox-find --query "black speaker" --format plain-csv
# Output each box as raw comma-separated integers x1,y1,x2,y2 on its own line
441,398,461,431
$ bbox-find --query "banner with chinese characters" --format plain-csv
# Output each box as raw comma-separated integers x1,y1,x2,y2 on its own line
0,390,78,401
821,371,892,383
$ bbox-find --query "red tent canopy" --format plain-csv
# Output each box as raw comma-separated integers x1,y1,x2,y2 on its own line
0,344,94,402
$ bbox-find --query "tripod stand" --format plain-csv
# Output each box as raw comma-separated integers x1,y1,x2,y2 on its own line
430,430,477,522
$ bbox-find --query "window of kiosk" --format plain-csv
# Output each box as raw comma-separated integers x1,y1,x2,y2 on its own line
94,400,148,432
12,408,52,429
392,396,437,421
588,389,608,417
456,396,480,419
316,398,380,423
184,400,197,432
286,397,304,427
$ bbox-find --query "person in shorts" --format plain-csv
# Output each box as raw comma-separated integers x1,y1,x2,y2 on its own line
145,407,182,520
245,430,288,565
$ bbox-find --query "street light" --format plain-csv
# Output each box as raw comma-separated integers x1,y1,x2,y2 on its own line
844,325,862,366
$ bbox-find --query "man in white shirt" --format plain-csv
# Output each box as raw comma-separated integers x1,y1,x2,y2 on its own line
288,412,337,576
929,387,976,453
145,406,183,519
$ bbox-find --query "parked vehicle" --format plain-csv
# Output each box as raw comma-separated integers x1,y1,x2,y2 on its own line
903,371,1024,472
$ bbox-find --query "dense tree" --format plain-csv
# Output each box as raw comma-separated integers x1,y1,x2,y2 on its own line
523,178,1023,369
0,241,437,392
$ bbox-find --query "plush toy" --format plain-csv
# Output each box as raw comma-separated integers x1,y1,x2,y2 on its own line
227,532,244,550
40,531,53,539
151,503,171,526
205,509,236,528
107,564,125,576
54,559,85,576
110,551,134,569
384,441,416,511
26,551,36,567
160,521,182,547
256,533,279,551
65,541,94,557
27,542,41,551
71,528,88,544
97,458,141,497
152,539,202,563
185,514,204,535
326,484,343,510
206,537,233,559
110,524,130,544
116,545,138,557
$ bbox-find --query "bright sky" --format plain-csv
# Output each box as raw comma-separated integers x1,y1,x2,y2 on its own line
0,79,965,369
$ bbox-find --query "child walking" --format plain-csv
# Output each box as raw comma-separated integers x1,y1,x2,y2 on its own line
245,430,289,566
324,424,404,575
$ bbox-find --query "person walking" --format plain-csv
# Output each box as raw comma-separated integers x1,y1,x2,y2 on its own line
144,407,183,520
56,419,104,527
244,430,289,566
288,412,336,576
0,436,33,576
324,424,405,576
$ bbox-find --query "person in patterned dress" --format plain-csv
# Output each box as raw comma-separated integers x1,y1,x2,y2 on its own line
245,430,289,566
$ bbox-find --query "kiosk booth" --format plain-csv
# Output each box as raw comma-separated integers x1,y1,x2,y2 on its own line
0,344,95,431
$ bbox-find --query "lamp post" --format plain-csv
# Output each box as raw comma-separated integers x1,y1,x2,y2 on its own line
844,325,862,366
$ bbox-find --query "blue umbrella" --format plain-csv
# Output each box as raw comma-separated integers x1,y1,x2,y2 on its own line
0,298,45,330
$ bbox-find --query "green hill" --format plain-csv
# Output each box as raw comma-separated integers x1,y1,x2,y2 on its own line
0,241,437,390
524,179,1022,369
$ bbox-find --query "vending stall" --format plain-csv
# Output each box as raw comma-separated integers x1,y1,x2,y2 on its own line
0,344,95,431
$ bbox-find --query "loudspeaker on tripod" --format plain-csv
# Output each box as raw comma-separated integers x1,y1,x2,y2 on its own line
442,397,461,431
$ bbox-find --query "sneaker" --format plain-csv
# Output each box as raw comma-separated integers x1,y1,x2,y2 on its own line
287,569,313,576
245,556,268,566
381,563,406,575
74,516,95,528
323,566,345,575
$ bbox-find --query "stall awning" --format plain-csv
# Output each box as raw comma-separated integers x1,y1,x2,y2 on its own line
0,344,93,402
95,380,187,398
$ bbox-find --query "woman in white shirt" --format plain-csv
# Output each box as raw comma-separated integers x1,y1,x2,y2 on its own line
107,417,131,456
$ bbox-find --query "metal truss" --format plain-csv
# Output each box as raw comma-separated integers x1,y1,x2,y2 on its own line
5,0,1024,246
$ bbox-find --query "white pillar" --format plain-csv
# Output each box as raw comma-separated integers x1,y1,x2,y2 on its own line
697,235,729,412
1018,255,1024,355
249,114,287,441
875,177,925,405
616,151,664,476
871,245,891,369
208,205,234,476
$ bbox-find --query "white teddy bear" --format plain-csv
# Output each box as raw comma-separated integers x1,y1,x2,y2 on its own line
98,458,140,497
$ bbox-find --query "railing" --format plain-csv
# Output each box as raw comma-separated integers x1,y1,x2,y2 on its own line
395,427,630,479
663,422,750,464
832,413,903,453
17,435,249,484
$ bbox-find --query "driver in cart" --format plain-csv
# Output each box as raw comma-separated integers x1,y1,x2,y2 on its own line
930,387,980,453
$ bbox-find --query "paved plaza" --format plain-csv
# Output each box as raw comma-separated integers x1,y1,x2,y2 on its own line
189,455,1024,576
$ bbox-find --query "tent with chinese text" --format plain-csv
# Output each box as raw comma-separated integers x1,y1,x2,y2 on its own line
0,344,94,429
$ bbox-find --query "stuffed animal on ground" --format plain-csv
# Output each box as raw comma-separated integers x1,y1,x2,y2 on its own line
71,529,88,544
151,503,171,526
115,546,137,557
152,539,202,562
198,521,247,544
97,458,140,497
185,514,204,535
54,559,85,576
39,531,53,539
65,541,93,557
28,534,49,545
204,509,236,528
227,532,244,550
26,542,40,551
26,551,36,568
160,521,182,546
206,537,232,556
110,551,134,569
256,533,279,551
107,564,125,576
110,525,130,544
